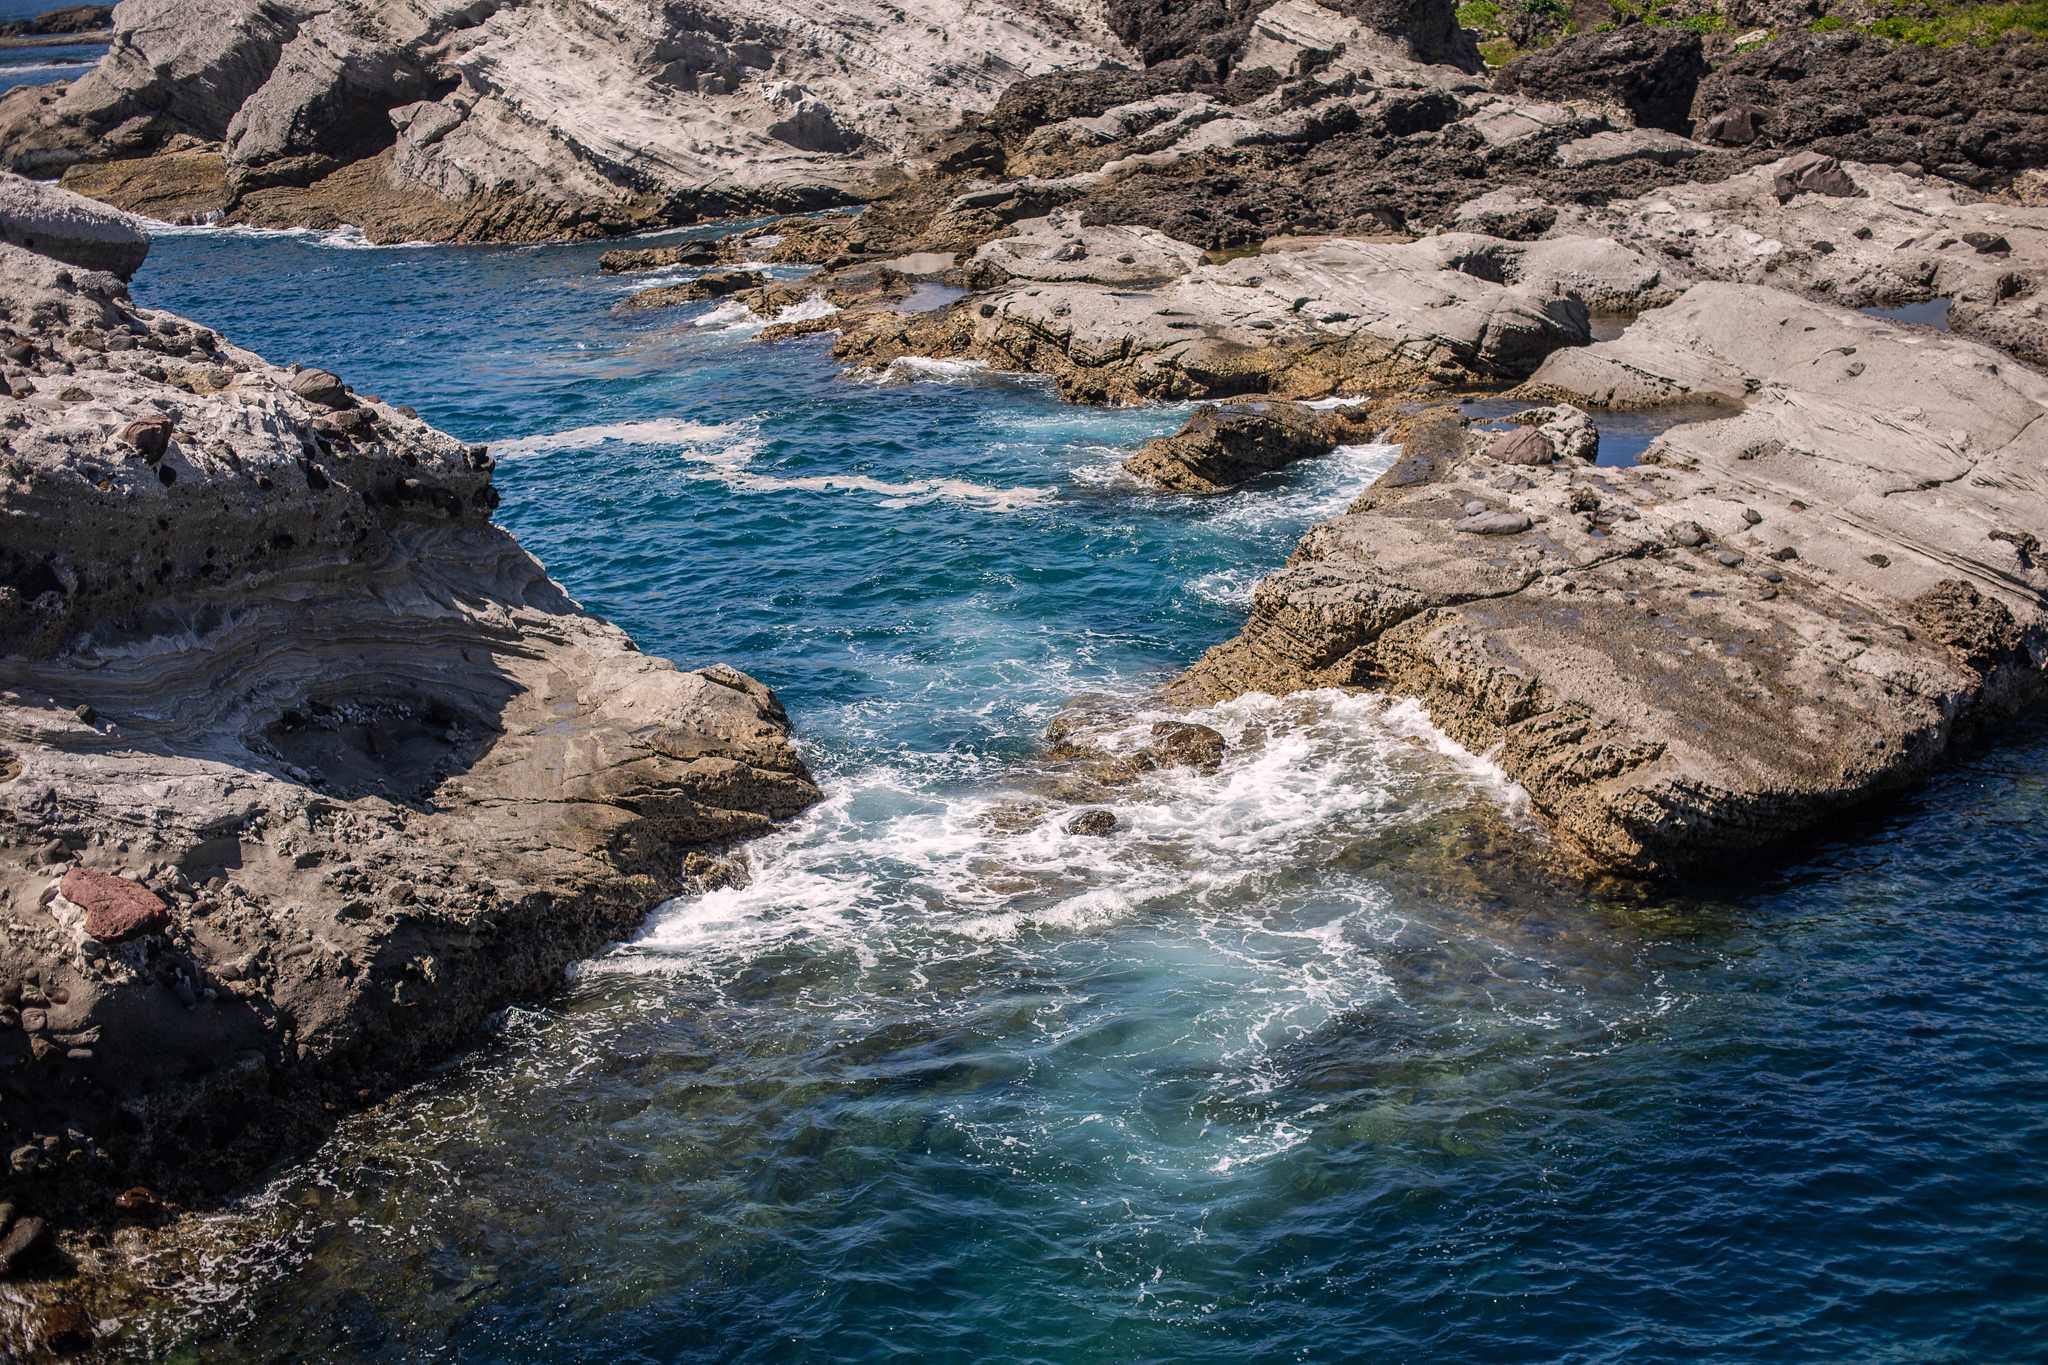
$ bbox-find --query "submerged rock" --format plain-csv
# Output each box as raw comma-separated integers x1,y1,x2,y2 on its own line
1125,399,1388,493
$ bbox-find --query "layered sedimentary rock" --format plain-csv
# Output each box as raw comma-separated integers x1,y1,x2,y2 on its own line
0,180,819,1233
0,0,1137,241
831,221,1674,401
1171,282,2047,875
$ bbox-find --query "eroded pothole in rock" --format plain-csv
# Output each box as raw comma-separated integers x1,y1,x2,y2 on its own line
257,696,492,800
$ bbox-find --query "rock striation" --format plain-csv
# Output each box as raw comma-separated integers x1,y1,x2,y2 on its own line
1171,282,2047,876
0,180,819,1242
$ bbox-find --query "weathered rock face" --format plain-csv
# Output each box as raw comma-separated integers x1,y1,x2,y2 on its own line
0,185,820,1232
0,170,150,278
835,228,1669,402
1170,282,2048,876
0,0,1138,241
1494,27,1709,135
1544,158,2048,368
1692,31,2048,188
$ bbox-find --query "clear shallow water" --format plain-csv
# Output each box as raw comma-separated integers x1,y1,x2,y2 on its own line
111,225,2048,1363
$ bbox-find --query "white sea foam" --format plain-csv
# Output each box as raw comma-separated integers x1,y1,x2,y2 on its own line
773,291,839,324
488,418,755,462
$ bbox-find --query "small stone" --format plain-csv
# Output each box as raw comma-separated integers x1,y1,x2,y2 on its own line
1759,567,1784,582
18,1009,45,1033
1866,553,1890,568
1716,551,1745,566
1961,232,2010,255
64,1048,92,1062
118,416,172,461
1067,810,1118,837
114,1186,157,1214
56,386,91,403
1757,588,1778,601
58,868,170,942
1462,500,1489,516
0,1213,45,1271
7,1145,38,1175
1487,426,1554,467
33,839,66,865
28,1037,57,1062
1742,508,1762,525
1770,546,1799,561
73,703,95,724
1773,150,1858,199
1455,511,1534,536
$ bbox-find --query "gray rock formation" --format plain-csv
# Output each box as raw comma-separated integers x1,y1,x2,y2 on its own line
0,186,819,1229
1170,283,2047,876
835,229,1671,402
1544,157,2048,366
0,0,1140,240
1493,26,1708,135
0,169,148,278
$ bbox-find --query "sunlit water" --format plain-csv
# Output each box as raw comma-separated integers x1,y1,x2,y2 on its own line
100,223,2048,1362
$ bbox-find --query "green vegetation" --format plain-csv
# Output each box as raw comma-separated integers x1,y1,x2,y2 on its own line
1809,14,1848,28
1456,0,1502,26
1682,12,1733,31
1862,0,2048,44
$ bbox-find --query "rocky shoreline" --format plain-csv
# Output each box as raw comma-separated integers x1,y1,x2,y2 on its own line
0,175,819,1345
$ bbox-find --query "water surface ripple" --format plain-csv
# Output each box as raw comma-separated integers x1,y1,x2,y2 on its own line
115,226,2048,1363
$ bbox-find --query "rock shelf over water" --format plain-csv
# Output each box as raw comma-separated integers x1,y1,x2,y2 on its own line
0,176,820,1257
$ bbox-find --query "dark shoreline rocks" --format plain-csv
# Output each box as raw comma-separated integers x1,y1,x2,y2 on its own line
0,181,821,1321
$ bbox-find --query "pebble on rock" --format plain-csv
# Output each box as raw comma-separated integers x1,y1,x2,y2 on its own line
1717,551,1746,566
1488,426,1555,466
58,867,170,942
1456,511,1535,536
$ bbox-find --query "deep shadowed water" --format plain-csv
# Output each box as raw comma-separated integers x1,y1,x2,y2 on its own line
104,222,2048,1363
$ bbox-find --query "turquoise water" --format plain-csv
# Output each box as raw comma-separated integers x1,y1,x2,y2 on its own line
117,225,2048,1363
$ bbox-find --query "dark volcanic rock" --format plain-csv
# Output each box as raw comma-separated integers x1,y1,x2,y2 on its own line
1067,809,1119,836
1126,400,1385,492
1772,149,1858,199
1494,27,1708,134
599,244,715,273
1693,31,2048,185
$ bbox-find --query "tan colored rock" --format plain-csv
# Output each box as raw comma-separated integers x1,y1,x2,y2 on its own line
1171,283,2047,876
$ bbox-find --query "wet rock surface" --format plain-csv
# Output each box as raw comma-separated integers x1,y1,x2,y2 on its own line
0,183,821,1276
1125,398,1391,492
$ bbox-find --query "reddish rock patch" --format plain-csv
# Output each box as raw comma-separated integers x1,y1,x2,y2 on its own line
58,868,169,942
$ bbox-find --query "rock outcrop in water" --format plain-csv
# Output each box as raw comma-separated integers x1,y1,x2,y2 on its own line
1170,283,2048,876
0,177,819,1256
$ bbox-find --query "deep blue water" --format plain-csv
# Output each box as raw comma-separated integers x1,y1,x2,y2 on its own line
111,224,2048,1364
0,0,108,97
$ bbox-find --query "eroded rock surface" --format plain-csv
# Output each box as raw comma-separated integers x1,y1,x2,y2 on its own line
0,185,819,1248
1171,283,2047,875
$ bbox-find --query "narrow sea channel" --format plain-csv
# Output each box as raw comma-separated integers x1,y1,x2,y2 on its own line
114,225,2048,1363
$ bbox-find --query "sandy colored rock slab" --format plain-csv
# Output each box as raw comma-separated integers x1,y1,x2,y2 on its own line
1172,284,2048,876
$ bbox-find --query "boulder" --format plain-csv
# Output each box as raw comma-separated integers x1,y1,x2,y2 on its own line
1487,426,1553,466
1772,150,1858,200
58,869,170,942
1699,103,1770,146
0,171,150,279
288,367,352,408
1124,399,1384,492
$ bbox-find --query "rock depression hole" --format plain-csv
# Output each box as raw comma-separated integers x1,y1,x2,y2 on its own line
1459,398,1740,468
262,695,489,798
1860,298,1951,330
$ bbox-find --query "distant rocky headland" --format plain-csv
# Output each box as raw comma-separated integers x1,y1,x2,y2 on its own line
0,0,2044,1335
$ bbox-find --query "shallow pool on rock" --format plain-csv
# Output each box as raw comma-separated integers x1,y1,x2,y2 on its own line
104,226,2048,1364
